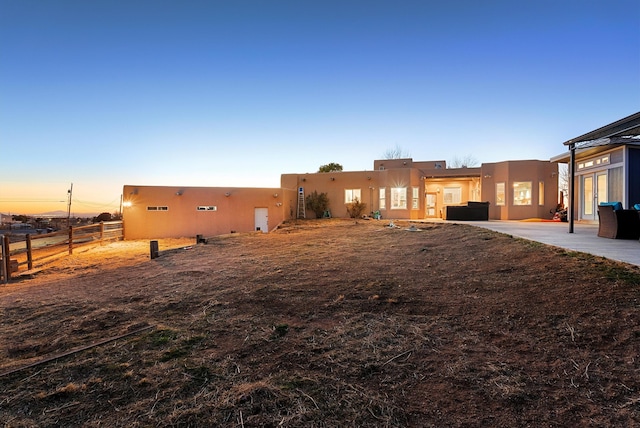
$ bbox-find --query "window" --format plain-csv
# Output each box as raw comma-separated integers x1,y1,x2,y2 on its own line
379,188,386,210
538,182,544,206
496,182,505,206
513,181,532,205
412,187,419,210
345,189,361,204
390,187,407,209
443,187,461,204
147,206,168,211
197,206,217,211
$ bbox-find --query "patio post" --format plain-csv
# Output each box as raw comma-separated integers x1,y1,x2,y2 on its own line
568,143,575,233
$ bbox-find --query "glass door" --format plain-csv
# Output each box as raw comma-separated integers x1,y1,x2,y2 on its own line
425,193,437,217
582,175,594,220
582,172,608,221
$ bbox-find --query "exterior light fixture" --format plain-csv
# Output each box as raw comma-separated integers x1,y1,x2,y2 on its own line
330,177,335,181
225,192,231,197
273,193,279,198
122,201,132,207
483,174,492,179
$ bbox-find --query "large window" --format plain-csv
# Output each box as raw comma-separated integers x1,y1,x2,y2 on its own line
496,182,505,206
412,187,419,210
513,181,532,206
443,187,461,204
345,189,361,204
379,188,386,209
538,182,544,206
390,187,407,209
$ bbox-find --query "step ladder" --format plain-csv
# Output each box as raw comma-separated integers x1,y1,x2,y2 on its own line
297,187,306,219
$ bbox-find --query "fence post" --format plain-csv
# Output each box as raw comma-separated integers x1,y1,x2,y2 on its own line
68,226,73,255
1,235,7,284
150,240,159,259
2,235,10,283
26,234,33,270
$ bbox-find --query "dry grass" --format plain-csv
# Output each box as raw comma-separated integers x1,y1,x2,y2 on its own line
0,219,638,427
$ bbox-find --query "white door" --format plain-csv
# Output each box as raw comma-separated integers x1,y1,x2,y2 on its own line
425,193,437,217
582,172,607,221
254,208,268,233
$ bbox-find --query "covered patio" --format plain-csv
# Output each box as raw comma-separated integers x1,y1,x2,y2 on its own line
552,111,640,233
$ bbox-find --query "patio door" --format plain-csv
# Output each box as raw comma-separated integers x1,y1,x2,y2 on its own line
581,172,607,221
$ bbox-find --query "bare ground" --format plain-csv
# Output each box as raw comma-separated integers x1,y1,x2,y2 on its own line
0,219,639,427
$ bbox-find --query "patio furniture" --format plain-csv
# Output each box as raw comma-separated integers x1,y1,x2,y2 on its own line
446,201,490,221
597,203,640,239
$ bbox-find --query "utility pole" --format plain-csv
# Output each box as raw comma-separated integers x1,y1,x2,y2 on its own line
67,183,73,229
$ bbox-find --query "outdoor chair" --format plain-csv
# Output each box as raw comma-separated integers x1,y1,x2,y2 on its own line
596,203,640,239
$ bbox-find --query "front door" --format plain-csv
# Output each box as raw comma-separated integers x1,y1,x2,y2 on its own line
254,208,268,233
582,172,608,221
425,193,437,217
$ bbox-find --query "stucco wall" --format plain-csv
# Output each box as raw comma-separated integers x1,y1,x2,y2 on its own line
481,160,558,220
122,185,288,239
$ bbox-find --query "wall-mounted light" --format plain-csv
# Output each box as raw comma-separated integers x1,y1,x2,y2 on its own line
302,178,306,182
225,192,231,197
483,174,492,179
367,176,371,180
122,201,132,208
276,202,282,207
437,187,440,193
330,177,335,181
273,193,279,198
176,190,183,196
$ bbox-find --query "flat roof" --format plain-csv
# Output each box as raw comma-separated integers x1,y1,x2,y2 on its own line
562,111,640,146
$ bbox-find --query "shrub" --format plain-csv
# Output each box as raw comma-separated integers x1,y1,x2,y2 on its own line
306,191,330,218
346,197,367,218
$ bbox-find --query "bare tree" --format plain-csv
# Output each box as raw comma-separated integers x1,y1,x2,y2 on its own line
448,155,479,168
557,163,568,207
383,144,411,159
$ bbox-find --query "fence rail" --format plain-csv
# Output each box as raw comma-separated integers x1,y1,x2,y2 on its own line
1,221,123,283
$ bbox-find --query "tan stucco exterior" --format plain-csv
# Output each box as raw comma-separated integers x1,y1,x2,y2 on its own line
123,158,558,239
122,185,294,239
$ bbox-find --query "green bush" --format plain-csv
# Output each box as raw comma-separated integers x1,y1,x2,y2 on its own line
306,191,330,218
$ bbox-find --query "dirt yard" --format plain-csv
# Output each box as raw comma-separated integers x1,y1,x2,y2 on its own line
0,219,638,427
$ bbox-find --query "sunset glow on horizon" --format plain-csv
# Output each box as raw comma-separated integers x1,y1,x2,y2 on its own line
1,1,638,216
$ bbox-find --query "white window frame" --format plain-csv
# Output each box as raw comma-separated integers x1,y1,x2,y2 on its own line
345,188,361,204
390,187,407,209
496,182,505,206
443,187,461,205
379,188,386,210
513,181,532,206
412,187,419,210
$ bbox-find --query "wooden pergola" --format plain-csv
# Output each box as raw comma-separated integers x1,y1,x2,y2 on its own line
562,112,640,233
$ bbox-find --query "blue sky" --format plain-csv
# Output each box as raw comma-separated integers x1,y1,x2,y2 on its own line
1,0,639,215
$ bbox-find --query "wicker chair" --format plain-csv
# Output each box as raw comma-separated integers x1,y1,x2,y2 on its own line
597,204,640,239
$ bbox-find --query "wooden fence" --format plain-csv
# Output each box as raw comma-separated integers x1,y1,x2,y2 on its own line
1,221,123,283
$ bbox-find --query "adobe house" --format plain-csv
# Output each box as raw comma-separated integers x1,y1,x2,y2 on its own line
551,111,640,226
281,158,558,221
123,158,558,239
